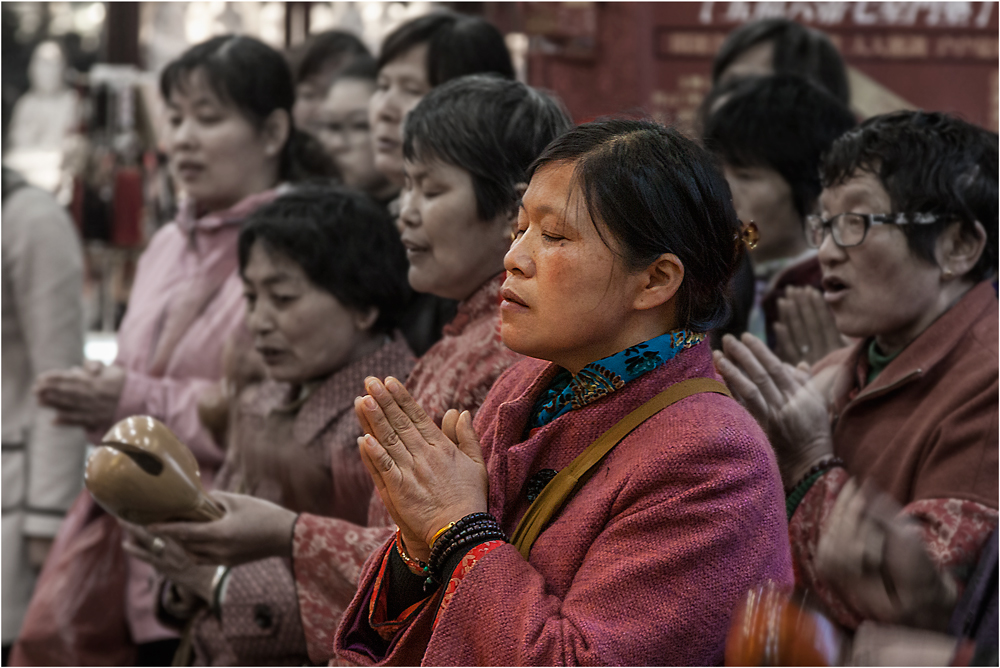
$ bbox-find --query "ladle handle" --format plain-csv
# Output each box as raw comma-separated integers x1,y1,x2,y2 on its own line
194,494,226,521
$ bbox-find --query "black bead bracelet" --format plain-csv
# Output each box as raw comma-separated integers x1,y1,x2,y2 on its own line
422,512,506,592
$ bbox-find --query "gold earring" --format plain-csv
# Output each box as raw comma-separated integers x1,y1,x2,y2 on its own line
942,268,954,279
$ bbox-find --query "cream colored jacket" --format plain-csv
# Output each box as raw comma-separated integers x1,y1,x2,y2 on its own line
1,169,86,642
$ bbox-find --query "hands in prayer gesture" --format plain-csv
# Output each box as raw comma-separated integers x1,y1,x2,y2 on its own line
774,286,851,366
354,376,488,562
34,361,126,429
712,333,842,487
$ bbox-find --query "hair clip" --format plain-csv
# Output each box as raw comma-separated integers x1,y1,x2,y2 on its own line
738,220,759,250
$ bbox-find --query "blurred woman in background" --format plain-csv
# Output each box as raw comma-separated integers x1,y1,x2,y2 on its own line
317,56,396,206
289,30,370,139
703,75,855,361
125,187,414,666
367,11,516,356
712,17,849,105
28,34,335,666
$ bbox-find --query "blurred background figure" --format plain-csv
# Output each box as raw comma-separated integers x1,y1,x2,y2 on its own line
1,150,87,663
317,55,395,205
369,11,515,197
24,34,334,667
367,10,515,356
288,29,369,139
703,75,856,361
711,17,850,106
7,40,78,152
5,40,80,193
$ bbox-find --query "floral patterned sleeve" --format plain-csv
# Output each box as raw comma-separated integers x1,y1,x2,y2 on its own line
789,468,999,629
291,513,395,664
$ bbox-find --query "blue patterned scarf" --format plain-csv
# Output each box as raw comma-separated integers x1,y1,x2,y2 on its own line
527,329,705,431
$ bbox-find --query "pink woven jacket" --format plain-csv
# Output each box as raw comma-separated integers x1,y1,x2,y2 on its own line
335,342,793,666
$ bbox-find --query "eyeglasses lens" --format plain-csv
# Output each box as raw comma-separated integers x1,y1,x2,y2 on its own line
805,216,824,248
836,214,866,247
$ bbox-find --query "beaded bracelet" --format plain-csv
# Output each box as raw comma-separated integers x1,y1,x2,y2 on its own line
784,456,846,495
785,457,846,521
427,522,496,573
395,528,427,576
427,513,492,566
422,512,505,592
429,522,456,550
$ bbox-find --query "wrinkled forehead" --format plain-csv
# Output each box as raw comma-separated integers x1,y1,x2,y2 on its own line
525,162,588,220
819,170,891,216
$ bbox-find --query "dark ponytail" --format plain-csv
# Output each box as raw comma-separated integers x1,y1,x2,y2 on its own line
161,34,336,182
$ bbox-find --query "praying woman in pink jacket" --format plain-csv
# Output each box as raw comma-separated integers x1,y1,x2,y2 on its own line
339,119,794,665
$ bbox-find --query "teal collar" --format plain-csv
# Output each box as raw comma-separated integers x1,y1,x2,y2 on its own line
527,329,705,431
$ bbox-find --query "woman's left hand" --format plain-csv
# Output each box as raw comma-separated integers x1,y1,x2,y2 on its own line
34,361,126,430
774,286,851,366
121,522,217,602
148,491,298,567
355,376,488,562
816,479,957,631
713,333,840,487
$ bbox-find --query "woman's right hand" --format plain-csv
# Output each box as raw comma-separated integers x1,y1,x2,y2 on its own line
122,522,216,602
713,333,842,487
148,491,297,567
33,362,125,430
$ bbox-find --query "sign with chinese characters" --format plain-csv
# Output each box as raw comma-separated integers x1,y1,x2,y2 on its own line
526,2,998,133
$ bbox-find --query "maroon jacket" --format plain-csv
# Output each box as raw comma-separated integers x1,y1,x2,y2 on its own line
816,280,997,508
335,342,793,666
791,281,999,627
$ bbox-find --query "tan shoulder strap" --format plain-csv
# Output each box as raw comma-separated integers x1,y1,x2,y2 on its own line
510,377,731,559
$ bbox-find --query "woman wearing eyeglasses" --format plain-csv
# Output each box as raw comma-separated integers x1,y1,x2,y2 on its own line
715,111,997,634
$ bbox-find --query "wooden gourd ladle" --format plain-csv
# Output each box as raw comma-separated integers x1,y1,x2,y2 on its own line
85,415,225,524
725,581,845,666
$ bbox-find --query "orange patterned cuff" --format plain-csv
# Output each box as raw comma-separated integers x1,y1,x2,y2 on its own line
368,537,431,641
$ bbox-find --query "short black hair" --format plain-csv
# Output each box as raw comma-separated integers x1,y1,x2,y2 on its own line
337,54,378,82
293,30,369,84
377,11,514,86
237,185,411,334
822,110,998,282
713,18,849,105
703,74,856,219
161,35,336,181
162,35,293,128
530,118,742,332
403,74,572,221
